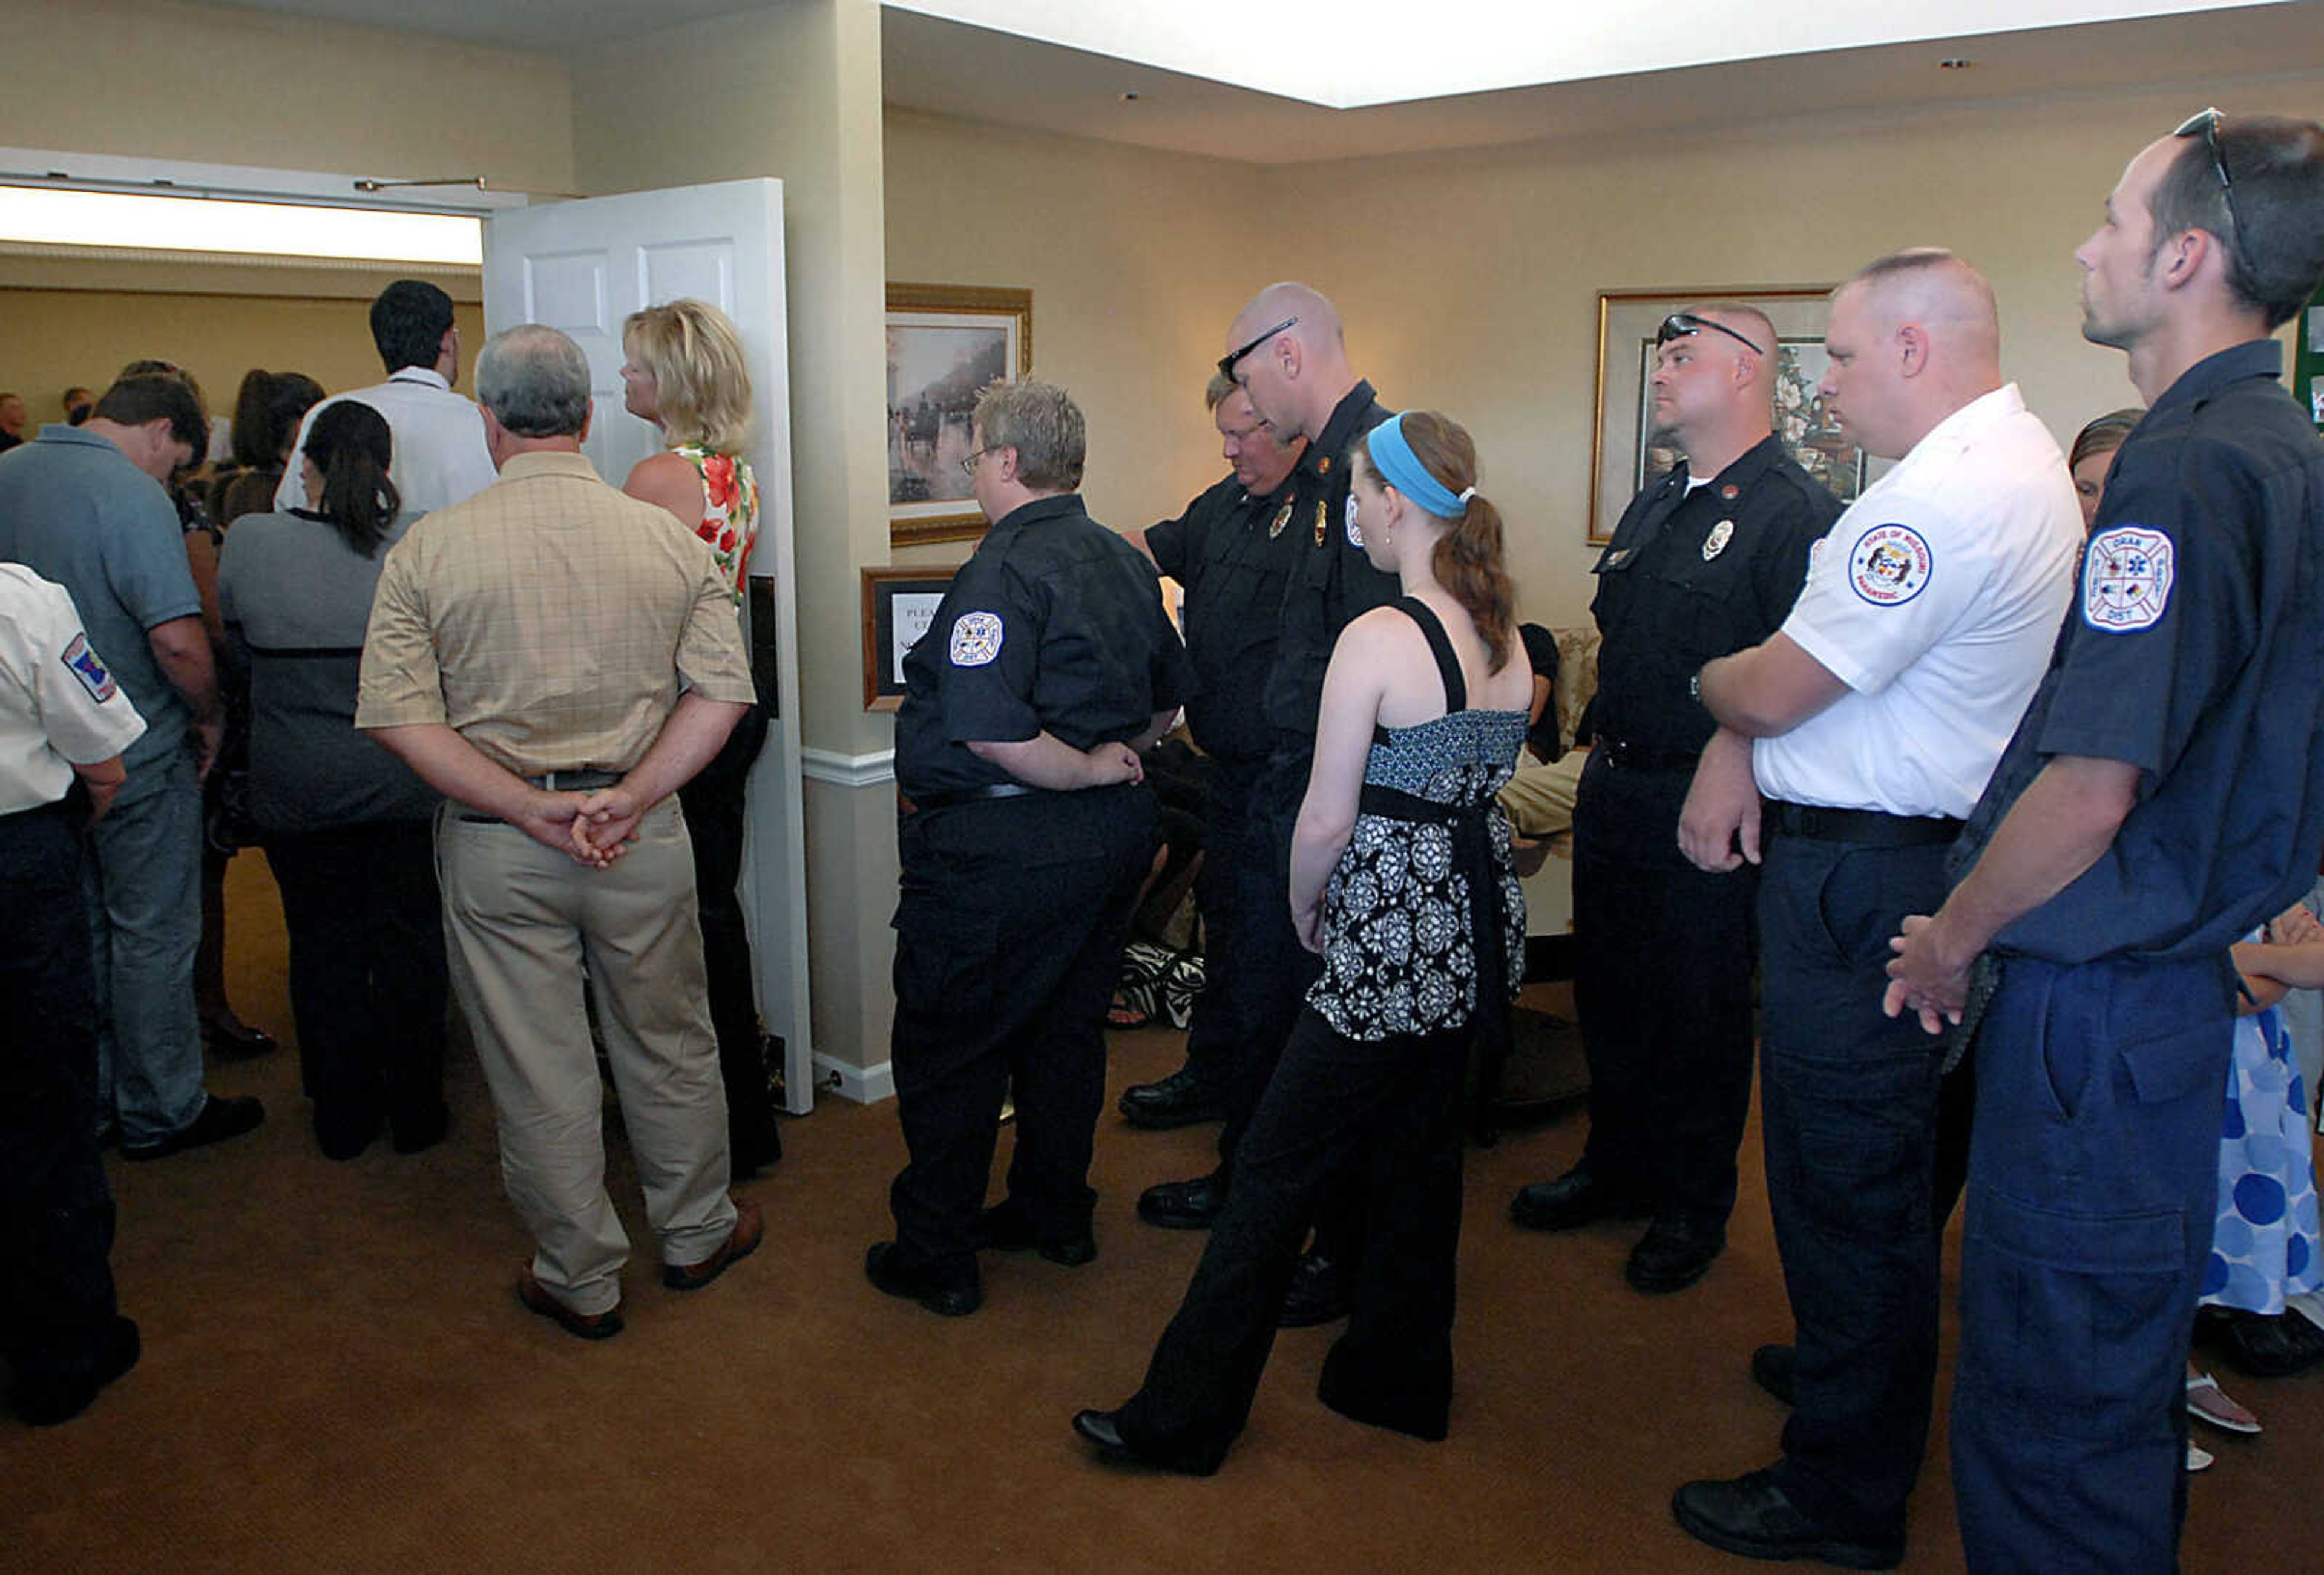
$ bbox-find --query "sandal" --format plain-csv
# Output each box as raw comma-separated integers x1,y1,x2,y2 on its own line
2187,1369,2262,1434
2186,1442,2214,1473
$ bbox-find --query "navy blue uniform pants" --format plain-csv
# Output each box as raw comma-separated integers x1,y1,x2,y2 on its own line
1572,751,1759,1224
1758,833,1951,1539
1951,953,2231,1573
0,803,122,1400
887,787,1157,1280
677,702,776,1142
1116,1008,1471,1470
266,821,447,1128
1177,754,1259,1099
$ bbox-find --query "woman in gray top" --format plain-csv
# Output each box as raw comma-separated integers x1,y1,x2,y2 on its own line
218,401,447,1161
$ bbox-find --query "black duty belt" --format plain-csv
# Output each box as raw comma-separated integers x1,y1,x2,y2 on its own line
1764,800,1963,847
901,781,1040,814
1594,735,1700,772
455,767,627,823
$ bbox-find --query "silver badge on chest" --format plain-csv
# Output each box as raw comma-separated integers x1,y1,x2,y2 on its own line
1702,519,1735,561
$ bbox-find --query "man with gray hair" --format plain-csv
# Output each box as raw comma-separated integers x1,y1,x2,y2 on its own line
358,324,763,1341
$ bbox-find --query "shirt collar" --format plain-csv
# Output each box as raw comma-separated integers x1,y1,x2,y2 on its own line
1304,381,1384,479
386,367,453,391
989,492,1085,534
2147,338,2283,421
33,423,125,453
495,450,602,484
1901,382,2027,468
1685,431,1790,495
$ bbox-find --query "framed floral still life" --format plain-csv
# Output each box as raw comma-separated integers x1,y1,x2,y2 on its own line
887,283,1032,547
1587,288,1866,544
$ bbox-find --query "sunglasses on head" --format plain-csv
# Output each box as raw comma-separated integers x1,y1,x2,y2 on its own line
1218,315,1299,380
1656,312,1765,357
2173,107,2247,245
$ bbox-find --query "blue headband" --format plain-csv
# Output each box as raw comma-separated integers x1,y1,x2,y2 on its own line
1367,414,1470,519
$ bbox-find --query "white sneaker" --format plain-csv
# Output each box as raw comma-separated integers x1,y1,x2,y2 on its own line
2187,1442,2215,1473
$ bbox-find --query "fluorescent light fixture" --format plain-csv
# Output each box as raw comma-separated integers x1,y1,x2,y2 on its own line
0,184,482,265
883,0,2285,108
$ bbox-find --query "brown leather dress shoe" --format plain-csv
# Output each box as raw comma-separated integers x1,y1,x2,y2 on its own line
663,1197,764,1291
517,1270,623,1341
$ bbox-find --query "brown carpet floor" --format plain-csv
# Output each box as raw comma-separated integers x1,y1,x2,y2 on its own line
4,852,2319,1571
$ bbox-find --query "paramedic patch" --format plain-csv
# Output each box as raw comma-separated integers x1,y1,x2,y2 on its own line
2083,526,2173,632
1848,523,1932,607
948,611,1005,667
1345,492,1364,549
62,632,118,703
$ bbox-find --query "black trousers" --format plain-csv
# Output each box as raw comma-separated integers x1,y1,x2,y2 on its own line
1571,750,1759,1225
1117,1008,1472,1471
1177,754,1260,1096
676,702,776,1142
887,787,1157,1280
1216,749,1325,1181
265,821,447,1128
1758,832,1952,1537
0,803,122,1395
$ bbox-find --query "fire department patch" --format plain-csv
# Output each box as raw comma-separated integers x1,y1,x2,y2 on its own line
2083,526,2173,632
948,611,1005,666
62,633,118,703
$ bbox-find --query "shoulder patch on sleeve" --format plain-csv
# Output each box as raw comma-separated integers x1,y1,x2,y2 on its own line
949,610,1005,667
61,633,119,703
2083,525,2173,633
1847,523,1932,607
1344,492,1364,548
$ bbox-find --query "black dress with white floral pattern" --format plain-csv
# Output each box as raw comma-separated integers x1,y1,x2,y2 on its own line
1309,704,1528,1042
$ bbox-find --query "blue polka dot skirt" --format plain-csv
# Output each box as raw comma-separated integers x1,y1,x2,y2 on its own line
2200,996,2322,1315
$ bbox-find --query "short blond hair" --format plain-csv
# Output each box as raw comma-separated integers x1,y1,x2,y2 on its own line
622,298,755,453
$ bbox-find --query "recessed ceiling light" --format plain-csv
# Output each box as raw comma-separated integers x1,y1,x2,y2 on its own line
1938,57,1975,69
1121,91,1141,102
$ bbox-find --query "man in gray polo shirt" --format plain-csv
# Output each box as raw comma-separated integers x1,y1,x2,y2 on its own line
0,372,263,1159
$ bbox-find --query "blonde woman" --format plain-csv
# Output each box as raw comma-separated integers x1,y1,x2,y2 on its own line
619,299,779,1175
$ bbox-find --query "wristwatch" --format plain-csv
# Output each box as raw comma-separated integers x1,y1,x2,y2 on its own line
1688,671,1703,703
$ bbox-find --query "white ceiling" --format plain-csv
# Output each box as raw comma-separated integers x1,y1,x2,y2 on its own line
207,1,2324,166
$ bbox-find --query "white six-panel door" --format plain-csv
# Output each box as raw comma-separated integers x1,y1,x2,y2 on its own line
483,179,812,1113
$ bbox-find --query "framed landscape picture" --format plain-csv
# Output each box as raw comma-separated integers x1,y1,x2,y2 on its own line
887,283,1032,547
1588,287,1866,544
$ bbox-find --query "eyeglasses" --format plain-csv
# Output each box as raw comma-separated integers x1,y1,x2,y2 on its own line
959,446,996,478
1656,312,1765,357
1218,315,1299,380
2173,107,2247,246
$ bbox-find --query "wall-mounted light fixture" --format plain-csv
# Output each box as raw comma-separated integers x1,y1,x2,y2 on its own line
0,183,483,266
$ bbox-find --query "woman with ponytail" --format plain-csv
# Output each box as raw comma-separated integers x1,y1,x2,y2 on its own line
218,400,448,1160
1077,410,1531,1475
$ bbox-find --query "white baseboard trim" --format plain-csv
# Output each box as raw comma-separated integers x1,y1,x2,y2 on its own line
815,1052,894,1105
799,746,896,789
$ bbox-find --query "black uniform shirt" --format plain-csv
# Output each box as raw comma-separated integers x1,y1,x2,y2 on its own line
1146,469,1303,763
1585,433,1837,758
1955,340,2324,964
894,492,1190,800
1260,381,1399,744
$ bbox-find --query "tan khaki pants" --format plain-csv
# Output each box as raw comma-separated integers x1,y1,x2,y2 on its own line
437,799,734,1314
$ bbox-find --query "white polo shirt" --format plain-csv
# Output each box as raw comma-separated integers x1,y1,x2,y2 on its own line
0,564,148,814
1753,384,2081,820
274,367,497,521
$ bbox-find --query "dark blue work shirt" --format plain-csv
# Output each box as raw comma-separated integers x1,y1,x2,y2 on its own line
894,492,1190,800
1146,468,1302,763
1954,340,2324,964
1585,432,1836,757
1259,381,1398,746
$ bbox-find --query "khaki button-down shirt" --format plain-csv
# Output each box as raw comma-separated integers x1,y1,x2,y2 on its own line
355,449,755,776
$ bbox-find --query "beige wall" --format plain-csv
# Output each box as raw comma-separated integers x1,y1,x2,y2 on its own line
1271,75,2324,629
0,286,484,430
882,110,1273,550
0,0,574,195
